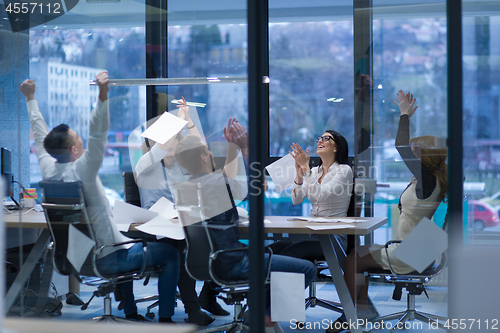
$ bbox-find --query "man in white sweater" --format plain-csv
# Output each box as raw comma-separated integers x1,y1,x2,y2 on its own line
20,72,180,323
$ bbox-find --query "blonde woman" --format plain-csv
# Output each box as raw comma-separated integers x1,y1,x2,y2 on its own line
327,91,448,333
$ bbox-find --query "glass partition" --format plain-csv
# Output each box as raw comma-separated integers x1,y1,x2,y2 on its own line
2,0,500,331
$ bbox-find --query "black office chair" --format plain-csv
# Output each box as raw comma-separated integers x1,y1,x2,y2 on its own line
39,180,151,322
363,217,448,332
275,189,359,314
122,171,141,207
173,181,272,333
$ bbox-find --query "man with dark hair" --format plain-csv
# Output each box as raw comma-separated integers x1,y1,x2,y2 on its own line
21,72,180,323
43,124,77,163
174,119,317,333
134,101,228,325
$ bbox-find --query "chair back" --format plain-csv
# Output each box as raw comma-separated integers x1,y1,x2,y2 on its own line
122,171,141,207
173,182,214,282
39,181,94,276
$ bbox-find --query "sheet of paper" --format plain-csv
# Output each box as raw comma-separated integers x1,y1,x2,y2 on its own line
237,207,249,218
265,154,296,193
271,272,305,322
149,197,178,219
392,217,448,273
140,111,188,144
307,225,356,231
113,200,159,232
240,219,272,225
67,225,95,272
307,217,369,223
135,215,185,240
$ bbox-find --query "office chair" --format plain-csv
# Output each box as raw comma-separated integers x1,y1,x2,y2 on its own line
363,217,448,332
40,180,151,322
173,181,272,333
278,190,359,314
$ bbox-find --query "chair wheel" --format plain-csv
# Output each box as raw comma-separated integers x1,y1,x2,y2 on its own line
146,312,155,319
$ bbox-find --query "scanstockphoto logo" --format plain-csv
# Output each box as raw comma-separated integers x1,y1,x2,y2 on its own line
3,0,79,33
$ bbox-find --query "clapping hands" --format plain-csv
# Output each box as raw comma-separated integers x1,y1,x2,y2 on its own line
223,118,248,150
289,143,310,175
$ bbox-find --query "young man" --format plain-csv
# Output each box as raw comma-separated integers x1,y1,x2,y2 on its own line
134,101,229,325
21,72,180,323
174,119,317,332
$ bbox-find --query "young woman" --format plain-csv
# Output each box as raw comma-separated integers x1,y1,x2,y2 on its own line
327,91,448,333
269,131,353,263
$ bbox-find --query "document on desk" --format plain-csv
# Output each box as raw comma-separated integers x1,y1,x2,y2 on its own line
135,216,185,240
290,217,368,223
307,225,356,231
265,154,296,193
140,111,188,144
113,200,159,232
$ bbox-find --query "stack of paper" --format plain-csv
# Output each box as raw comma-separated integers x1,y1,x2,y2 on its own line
112,199,185,240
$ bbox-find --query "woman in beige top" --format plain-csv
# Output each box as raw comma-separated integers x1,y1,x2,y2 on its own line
326,91,447,333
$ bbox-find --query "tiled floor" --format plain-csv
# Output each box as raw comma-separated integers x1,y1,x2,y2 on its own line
8,276,448,333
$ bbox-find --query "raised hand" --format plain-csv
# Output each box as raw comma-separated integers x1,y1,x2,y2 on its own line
20,79,36,101
177,97,191,122
223,118,248,150
289,143,310,173
393,90,418,117
96,71,109,101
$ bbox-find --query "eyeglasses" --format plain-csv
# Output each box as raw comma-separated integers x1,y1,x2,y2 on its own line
316,136,336,143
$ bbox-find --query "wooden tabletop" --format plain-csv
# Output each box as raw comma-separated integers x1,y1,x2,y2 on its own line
3,210,388,236
3,318,196,333
4,209,47,228
241,216,388,235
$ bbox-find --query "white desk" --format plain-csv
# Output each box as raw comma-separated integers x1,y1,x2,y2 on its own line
244,216,388,333
4,209,51,315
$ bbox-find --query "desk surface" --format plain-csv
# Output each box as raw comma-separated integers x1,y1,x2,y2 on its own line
4,209,47,228
4,210,388,235
3,318,196,333
243,216,388,235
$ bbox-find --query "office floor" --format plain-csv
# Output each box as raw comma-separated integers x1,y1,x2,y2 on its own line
8,275,448,333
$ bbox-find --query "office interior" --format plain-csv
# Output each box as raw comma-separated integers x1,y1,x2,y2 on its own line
1,0,500,332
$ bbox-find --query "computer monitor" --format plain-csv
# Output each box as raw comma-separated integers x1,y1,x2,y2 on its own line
1,147,13,197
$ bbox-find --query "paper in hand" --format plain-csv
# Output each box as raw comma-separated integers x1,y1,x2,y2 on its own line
265,154,296,193
141,111,188,144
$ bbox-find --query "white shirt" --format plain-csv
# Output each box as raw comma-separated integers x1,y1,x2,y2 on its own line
292,162,353,217
135,144,187,208
28,99,131,258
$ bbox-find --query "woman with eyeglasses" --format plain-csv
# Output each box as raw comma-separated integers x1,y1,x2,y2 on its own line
268,130,353,267
290,131,353,218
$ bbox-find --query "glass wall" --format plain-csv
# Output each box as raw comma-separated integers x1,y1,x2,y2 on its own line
2,0,500,331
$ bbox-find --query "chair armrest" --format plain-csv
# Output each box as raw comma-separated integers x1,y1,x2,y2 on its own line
384,240,402,248
383,240,402,275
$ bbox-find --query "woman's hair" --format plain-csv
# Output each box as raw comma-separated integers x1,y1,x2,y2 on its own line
410,135,448,199
318,130,349,166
